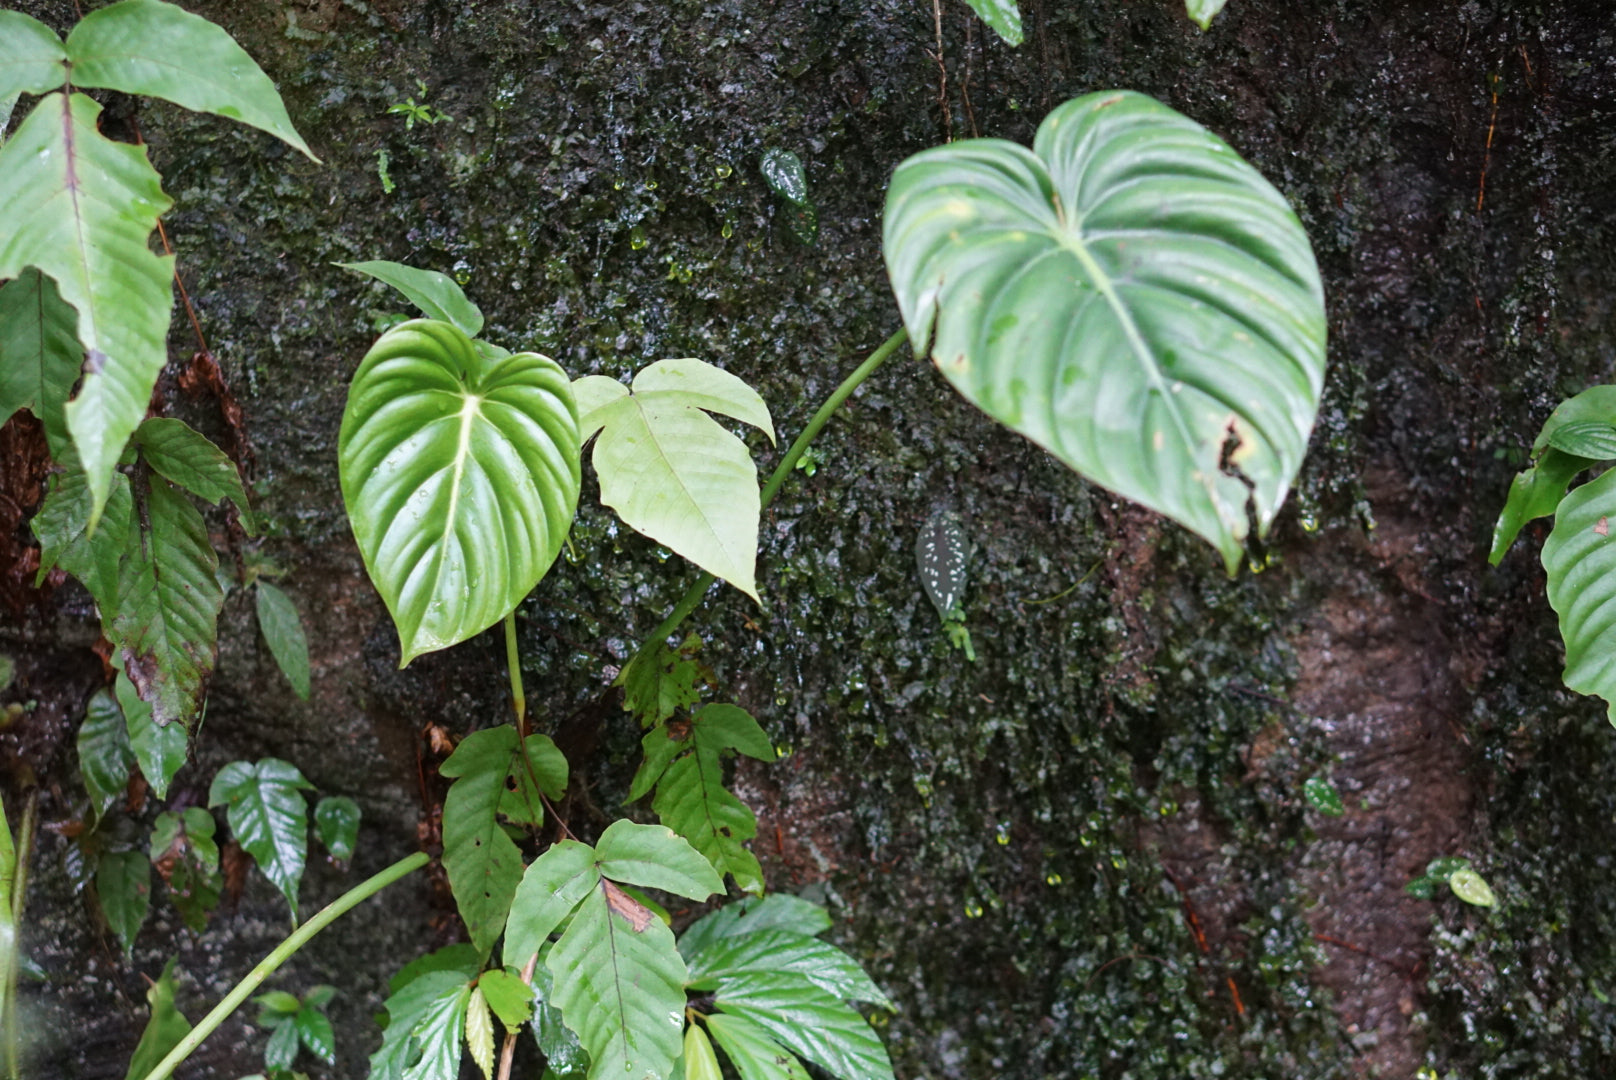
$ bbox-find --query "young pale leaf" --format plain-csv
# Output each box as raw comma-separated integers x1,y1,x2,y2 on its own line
401,980,472,1080
296,1008,339,1066
685,929,893,1010
1543,467,1616,723
682,1023,723,1080
313,795,361,862
33,464,131,612
476,969,533,1030
340,320,581,665
1546,420,1616,460
593,820,725,901
651,748,765,895
0,11,67,98
256,991,303,1022
109,478,223,730
1185,0,1229,30
209,758,315,919
370,954,480,1080
78,688,134,822
678,895,833,962
885,91,1326,574
705,1012,809,1080
96,850,151,956
960,0,1023,46
0,268,80,455
575,359,774,601
134,418,254,527
714,973,894,1080
123,958,192,1080
1302,776,1344,817
0,92,175,524
256,582,311,700
1448,867,1498,908
915,512,968,620
546,884,689,1080
118,668,187,799
439,726,531,955
466,987,495,1080
150,807,222,932
504,841,600,972
339,261,484,338
65,0,316,159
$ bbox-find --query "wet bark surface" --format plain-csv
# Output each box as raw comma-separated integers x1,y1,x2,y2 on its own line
5,1,1616,1078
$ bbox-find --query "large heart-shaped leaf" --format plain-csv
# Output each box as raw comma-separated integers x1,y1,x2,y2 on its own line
575,359,774,600
1543,466,1616,723
884,91,1325,572
0,91,175,524
340,320,581,665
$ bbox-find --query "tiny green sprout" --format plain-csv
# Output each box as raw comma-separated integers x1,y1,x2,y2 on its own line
374,149,395,193
794,445,825,476
386,82,451,130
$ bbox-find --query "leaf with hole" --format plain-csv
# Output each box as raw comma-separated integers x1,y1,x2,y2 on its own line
340,320,580,665
314,795,361,863
960,0,1023,45
78,688,134,823
884,91,1326,573
618,634,709,728
0,267,80,455
575,359,774,600
208,758,314,919
1543,467,1616,723
340,261,484,338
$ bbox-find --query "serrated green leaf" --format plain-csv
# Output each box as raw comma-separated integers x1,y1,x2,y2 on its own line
208,758,314,919
618,637,706,728
123,958,191,1080
504,841,600,973
401,980,472,1080
594,820,724,901
370,968,475,1080
256,990,303,1020
314,795,360,862
134,417,254,526
118,668,187,799
1185,0,1229,30
0,12,67,98
254,581,311,700
340,261,484,338
0,91,175,525
546,884,688,1080
0,267,80,455
466,987,495,1080
686,929,892,1009
438,726,529,955
65,0,316,159
109,478,223,730
389,945,483,995
885,91,1325,574
683,1023,723,1080
679,895,833,962
960,0,1023,45
78,688,133,822
1543,467,1616,722
96,849,150,956
628,723,693,804
1546,419,1616,460
477,969,533,1030
151,807,222,932
652,748,764,895
339,320,580,665
265,1019,301,1070
705,1012,808,1080
692,704,776,761
32,464,131,612
575,358,774,600
714,973,893,1080
1302,776,1344,817
1448,867,1497,908
499,733,569,825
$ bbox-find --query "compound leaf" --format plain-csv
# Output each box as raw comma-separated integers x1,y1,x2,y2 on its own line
618,636,707,728
65,0,315,159
0,91,175,525
118,667,186,799
713,973,893,1080
692,704,776,761
504,841,600,973
686,929,893,1010
498,733,568,825
651,747,764,896
96,849,151,956
313,795,361,863
575,358,774,601
255,581,311,700
594,819,724,901
1543,466,1616,723
0,12,67,98
340,320,580,666
884,91,1325,573
208,758,314,919
78,687,134,823
704,1012,808,1080
438,726,529,956
628,723,693,804
134,417,254,527
960,0,1023,46
109,477,223,729
340,261,483,338
1185,0,1229,30
0,267,80,455
123,958,192,1080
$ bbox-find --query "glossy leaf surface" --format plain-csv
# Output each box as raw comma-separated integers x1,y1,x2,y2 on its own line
960,0,1023,45
1490,386,1616,561
575,359,774,600
340,320,580,665
1449,867,1498,908
123,958,191,1080
678,894,833,960
705,1012,809,1080
498,733,569,825
209,758,314,918
256,581,311,699
1545,419,1616,460
340,261,484,338
97,850,151,956
0,92,174,522
150,807,222,931
314,795,361,862
135,417,254,527
78,688,134,822
884,91,1325,572
0,267,79,455
370,951,479,1080
686,929,893,1009
714,973,893,1080
32,464,130,611
915,511,968,619
683,1024,723,1080
1543,466,1616,722
66,0,315,159
118,667,186,799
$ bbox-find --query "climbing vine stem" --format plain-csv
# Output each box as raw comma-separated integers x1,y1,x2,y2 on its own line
505,609,526,734
136,852,429,1080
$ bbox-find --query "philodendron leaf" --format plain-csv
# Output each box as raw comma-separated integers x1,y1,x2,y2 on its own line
0,268,80,455
575,359,775,601
65,0,317,160
438,725,532,956
0,91,174,524
1543,466,1616,723
256,581,311,700
208,758,315,919
134,417,255,528
108,477,224,729
97,849,151,956
123,958,192,1080
340,261,484,338
0,11,68,98
960,0,1023,45
1491,386,1616,562
78,688,134,822
118,667,187,799
884,91,1326,573
313,795,361,863
340,320,581,665
1185,0,1230,30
